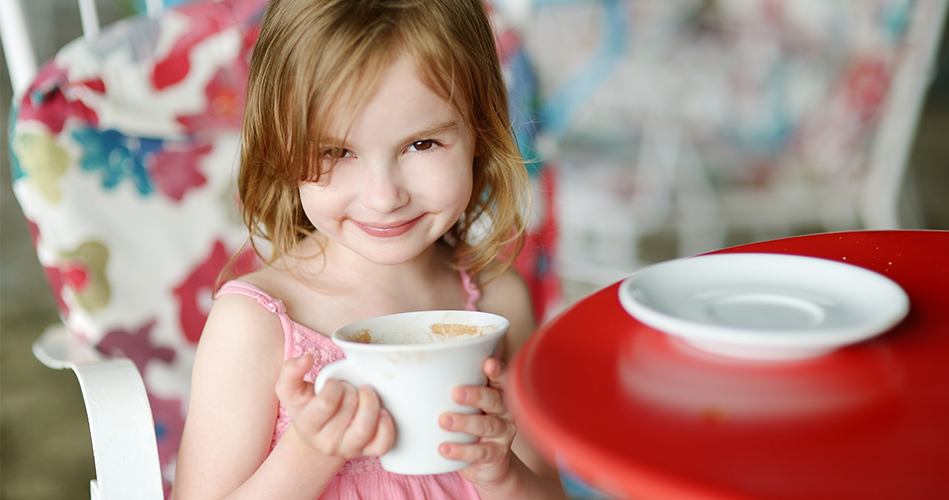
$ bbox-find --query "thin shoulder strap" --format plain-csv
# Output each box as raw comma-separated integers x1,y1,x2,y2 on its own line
459,270,481,311
215,281,288,315
215,281,296,360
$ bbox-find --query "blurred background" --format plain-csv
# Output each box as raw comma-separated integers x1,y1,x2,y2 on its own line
3,0,949,498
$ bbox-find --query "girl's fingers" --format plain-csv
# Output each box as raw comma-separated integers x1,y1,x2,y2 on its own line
449,358,507,414
436,362,517,477
280,376,346,453
305,381,394,458
453,385,505,415
309,379,348,425
279,363,394,458
340,386,382,451
440,412,515,440
483,357,506,388
275,355,316,409
439,440,507,465
291,379,357,453
362,408,396,457
314,381,359,434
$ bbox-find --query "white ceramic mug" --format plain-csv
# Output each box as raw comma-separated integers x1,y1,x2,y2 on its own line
314,310,509,475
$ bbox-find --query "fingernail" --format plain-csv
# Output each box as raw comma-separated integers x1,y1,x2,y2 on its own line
439,443,451,456
441,414,454,428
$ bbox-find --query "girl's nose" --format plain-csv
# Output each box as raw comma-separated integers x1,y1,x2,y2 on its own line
361,161,409,213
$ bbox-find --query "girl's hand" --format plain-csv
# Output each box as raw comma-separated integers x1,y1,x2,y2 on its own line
275,354,395,459
438,357,517,487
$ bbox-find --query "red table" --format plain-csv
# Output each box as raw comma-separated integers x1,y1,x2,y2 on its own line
509,231,949,500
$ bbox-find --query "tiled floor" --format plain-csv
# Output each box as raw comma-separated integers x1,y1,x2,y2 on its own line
3,7,949,500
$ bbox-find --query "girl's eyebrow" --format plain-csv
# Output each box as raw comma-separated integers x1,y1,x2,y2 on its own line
408,119,462,140
320,119,462,148
318,137,347,148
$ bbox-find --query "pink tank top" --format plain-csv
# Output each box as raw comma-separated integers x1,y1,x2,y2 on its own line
214,273,482,500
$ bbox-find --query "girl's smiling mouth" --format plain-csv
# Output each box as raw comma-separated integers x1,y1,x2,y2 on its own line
350,215,425,238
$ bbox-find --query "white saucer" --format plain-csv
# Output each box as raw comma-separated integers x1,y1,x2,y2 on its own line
618,253,910,360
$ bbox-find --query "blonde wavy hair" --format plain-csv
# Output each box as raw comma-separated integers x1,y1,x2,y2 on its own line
239,0,528,277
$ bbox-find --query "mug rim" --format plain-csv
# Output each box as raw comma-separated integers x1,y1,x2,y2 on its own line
331,310,510,351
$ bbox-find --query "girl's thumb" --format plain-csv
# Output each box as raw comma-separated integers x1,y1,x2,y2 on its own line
276,355,314,402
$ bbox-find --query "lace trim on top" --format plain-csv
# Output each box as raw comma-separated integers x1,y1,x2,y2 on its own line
213,271,480,476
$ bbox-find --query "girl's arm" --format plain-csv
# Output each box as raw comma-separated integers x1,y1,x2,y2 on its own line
173,294,391,499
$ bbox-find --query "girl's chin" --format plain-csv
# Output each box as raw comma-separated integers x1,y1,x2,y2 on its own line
310,225,449,266
360,245,442,266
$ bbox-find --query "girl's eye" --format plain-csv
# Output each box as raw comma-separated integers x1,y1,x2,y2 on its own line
322,147,351,159
409,140,436,152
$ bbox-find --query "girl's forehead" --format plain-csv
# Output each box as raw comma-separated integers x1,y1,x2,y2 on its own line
319,56,468,136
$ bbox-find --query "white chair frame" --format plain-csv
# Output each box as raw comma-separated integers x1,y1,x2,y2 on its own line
33,325,165,499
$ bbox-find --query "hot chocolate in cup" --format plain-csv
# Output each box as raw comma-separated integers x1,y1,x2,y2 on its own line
315,310,509,475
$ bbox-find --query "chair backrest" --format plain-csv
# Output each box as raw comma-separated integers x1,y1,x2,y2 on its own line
8,0,268,489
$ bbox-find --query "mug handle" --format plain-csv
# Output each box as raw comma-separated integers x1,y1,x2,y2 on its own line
314,359,365,393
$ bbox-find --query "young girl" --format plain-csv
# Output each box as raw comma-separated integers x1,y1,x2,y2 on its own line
172,0,565,498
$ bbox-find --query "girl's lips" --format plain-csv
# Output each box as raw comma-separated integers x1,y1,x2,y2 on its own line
351,216,423,238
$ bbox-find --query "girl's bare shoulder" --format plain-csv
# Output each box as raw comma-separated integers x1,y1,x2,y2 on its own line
225,259,327,310
199,263,306,356
475,266,537,359
220,260,343,335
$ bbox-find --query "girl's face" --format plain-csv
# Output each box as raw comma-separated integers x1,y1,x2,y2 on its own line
299,57,475,266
